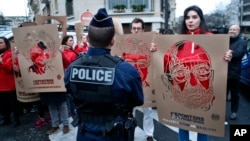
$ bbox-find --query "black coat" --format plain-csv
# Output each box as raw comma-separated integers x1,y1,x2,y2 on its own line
228,35,247,79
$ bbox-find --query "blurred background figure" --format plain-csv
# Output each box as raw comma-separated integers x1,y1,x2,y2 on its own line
74,34,88,54
227,24,247,120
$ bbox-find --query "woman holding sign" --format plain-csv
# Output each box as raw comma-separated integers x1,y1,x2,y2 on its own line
163,5,232,141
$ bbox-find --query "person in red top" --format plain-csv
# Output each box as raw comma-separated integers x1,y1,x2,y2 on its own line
74,34,88,54
41,36,78,135
59,35,78,117
125,18,155,141
163,5,232,141
0,37,20,127
59,35,78,70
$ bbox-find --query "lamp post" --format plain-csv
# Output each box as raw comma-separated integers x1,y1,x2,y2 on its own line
164,0,169,30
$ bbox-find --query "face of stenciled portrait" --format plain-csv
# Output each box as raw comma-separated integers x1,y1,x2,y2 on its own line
163,41,215,110
122,53,150,87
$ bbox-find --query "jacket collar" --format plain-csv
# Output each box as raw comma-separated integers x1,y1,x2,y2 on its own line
185,28,201,35
87,47,111,56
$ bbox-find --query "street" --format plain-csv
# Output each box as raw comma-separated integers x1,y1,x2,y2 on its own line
0,84,249,141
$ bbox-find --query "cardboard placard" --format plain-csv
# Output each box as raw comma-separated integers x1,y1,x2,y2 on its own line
113,18,124,35
35,15,67,38
74,22,84,44
153,34,229,137
12,24,66,93
11,45,41,102
111,32,156,107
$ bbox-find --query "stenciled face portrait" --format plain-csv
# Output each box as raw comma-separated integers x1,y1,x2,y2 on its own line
122,53,150,86
162,40,215,111
121,37,151,87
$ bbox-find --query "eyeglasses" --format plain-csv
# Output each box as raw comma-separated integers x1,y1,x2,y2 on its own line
131,27,142,31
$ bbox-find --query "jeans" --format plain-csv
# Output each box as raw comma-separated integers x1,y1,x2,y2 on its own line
48,101,69,127
143,108,154,137
178,129,208,141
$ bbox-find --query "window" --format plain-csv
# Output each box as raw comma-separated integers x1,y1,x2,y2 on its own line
106,0,152,12
66,0,74,17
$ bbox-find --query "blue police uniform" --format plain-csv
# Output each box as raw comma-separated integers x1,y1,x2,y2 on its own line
64,47,144,141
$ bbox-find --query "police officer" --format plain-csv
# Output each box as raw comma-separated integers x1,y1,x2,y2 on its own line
64,8,144,141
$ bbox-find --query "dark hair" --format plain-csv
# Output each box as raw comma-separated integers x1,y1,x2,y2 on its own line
158,28,174,35
37,41,47,50
130,18,145,29
180,5,209,34
88,26,115,48
61,35,73,46
0,37,11,49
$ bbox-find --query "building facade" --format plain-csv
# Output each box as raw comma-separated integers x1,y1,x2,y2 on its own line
240,0,250,32
28,0,176,33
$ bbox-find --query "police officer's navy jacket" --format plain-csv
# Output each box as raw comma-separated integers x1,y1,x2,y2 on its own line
64,47,144,141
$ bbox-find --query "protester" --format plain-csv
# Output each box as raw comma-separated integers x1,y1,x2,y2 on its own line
40,88,69,135
59,35,79,118
64,8,144,141
60,35,79,70
34,99,51,129
0,37,20,127
38,38,73,134
129,17,155,141
226,24,247,120
74,33,88,54
13,45,51,129
163,5,233,141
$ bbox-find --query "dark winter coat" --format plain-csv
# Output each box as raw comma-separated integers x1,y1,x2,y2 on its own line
228,35,247,79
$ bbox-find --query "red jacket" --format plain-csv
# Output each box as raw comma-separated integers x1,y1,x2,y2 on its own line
61,48,78,70
0,49,15,91
74,43,88,54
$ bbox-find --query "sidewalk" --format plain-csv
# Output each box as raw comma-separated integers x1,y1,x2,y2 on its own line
1,88,249,141
48,116,151,141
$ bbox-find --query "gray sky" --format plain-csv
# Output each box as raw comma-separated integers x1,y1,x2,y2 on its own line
0,0,28,16
175,0,231,17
